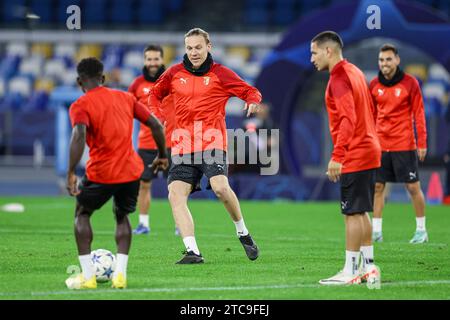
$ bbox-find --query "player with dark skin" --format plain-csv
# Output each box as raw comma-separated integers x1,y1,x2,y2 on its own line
66,71,168,260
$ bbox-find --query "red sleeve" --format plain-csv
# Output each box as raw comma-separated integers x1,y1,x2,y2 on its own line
148,68,174,121
215,65,262,104
69,99,90,128
128,77,140,95
330,75,357,163
133,100,151,124
369,78,378,124
409,77,427,149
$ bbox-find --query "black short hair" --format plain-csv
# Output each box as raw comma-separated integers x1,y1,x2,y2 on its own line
144,44,164,57
380,43,399,55
311,31,344,49
77,57,103,79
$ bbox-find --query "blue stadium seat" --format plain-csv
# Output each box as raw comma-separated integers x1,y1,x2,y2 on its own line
23,91,49,111
138,0,165,25
436,0,450,16
1,0,26,23
0,55,21,79
300,0,325,15
110,0,134,25
0,92,25,111
247,8,270,26
165,0,184,12
245,0,270,26
273,0,297,25
82,0,107,25
102,45,125,71
30,0,53,24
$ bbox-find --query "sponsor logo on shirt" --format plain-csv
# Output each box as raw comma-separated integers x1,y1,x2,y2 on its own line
180,78,187,84
378,89,384,96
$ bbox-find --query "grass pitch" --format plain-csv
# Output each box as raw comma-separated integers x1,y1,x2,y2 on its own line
0,197,449,300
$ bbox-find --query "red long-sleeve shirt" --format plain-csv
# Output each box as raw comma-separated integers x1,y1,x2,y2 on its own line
325,60,381,174
149,62,262,155
369,73,427,151
128,75,175,149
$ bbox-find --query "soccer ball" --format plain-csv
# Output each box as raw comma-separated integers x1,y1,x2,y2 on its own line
91,249,116,283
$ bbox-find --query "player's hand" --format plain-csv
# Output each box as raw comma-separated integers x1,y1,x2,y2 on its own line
66,171,80,196
417,148,427,162
151,157,169,174
244,103,260,117
326,160,343,183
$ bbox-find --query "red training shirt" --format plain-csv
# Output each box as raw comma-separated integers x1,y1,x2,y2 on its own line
128,75,175,149
325,60,381,174
69,86,151,184
149,62,262,156
369,73,427,151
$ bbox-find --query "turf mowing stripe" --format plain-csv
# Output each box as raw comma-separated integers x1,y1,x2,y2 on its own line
1,229,447,247
0,280,450,297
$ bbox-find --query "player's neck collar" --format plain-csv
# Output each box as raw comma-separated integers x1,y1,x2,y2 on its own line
183,53,213,76
378,67,404,87
142,65,166,82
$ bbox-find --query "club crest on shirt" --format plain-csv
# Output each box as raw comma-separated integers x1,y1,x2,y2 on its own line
395,88,402,97
203,76,210,86
377,89,384,96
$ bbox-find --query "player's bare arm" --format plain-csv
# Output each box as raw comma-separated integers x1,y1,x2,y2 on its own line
67,124,86,196
144,114,169,173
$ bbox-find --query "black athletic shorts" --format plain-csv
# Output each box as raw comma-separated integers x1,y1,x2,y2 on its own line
376,150,419,183
167,149,228,193
76,176,140,216
138,148,171,182
340,168,376,215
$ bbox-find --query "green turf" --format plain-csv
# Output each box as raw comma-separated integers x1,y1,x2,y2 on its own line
0,196,449,300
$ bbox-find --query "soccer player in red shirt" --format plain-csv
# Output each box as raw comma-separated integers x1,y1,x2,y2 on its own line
65,58,168,289
149,28,262,264
370,44,428,244
310,31,381,285
128,44,177,235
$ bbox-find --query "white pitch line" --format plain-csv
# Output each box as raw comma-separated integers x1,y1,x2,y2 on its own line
0,280,450,298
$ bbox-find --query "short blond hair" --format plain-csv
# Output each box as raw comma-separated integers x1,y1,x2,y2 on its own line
184,28,211,44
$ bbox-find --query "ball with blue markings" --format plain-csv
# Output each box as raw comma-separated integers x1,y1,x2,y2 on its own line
90,249,116,283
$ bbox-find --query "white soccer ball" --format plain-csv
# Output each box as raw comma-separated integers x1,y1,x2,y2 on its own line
91,249,116,283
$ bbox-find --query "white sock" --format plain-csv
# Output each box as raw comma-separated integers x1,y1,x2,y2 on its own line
416,217,426,231
372,218,382,233
115,253,128,278
234,218,249,237
344,251,360,275
139,214,149,228
78,254,95,280
360,245,374,269
183,236,200,255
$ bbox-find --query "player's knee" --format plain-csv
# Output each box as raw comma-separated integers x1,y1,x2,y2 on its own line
406,183,420,196
168,187,187,206
375,183,385,194
212,184,230,200
140,181,151,192
75,204,93,218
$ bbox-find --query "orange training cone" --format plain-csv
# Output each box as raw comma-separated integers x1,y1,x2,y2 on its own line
426,172,444,205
